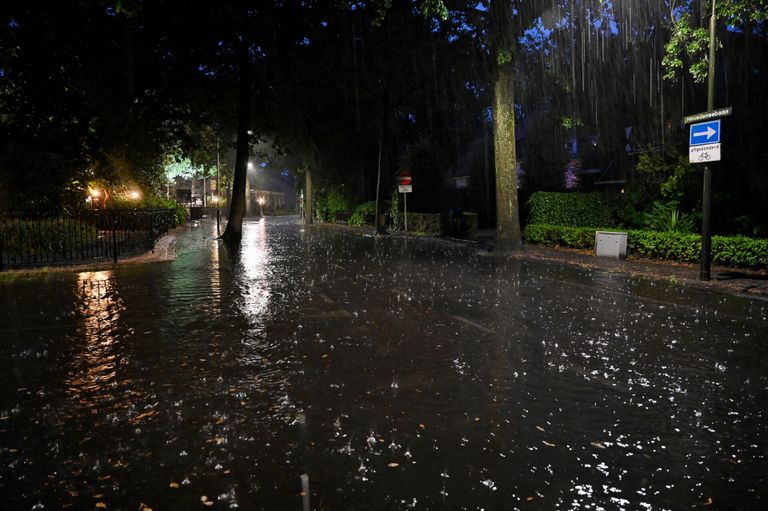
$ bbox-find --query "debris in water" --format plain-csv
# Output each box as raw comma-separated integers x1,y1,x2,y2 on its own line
542,441,555,447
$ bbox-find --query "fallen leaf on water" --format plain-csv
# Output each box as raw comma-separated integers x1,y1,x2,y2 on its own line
474,417,480,422
138,503,153,511
299,491,307,497
94,494,104,499
527,496,534,501
387,463,400,468
95,503,107,509
542,441,555,447
704,497,713,506
169,482,179,489
418,423,426,430
201,496,214,506
535,426,545,432
590,442,607,449
321,354,328,358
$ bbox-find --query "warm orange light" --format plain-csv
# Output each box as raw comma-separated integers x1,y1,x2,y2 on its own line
130,190,141,200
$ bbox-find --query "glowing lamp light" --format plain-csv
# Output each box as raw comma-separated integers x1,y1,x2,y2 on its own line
130,190,141,200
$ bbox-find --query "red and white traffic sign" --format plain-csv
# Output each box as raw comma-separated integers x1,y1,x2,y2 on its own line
398,170,412,193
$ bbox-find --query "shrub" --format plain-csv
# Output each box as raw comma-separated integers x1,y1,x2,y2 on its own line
523,224,768,268
405,212,444,236
1,218,98,256
314,187,354,222
348,202,377,226
523,224,596,249
627,230,701,261
711,235,768,268
528,192,614,227
641,201,696,233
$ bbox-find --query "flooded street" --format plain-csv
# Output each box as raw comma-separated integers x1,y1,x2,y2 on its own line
1,216,766,510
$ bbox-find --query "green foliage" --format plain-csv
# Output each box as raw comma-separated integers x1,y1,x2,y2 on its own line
419,0,448,20
528,192,614,227
348,202,377,227
627,230,702,262
404,212,444,236
663,12,716,83
314,187,354,223
711,235,768,268
1,219,98,256
496,48,513,66
390,188,402,230
105,196,187,226
524,225,768,268
662,0,767,83
523,224,597,249
635,152,695,202
642,201,696,233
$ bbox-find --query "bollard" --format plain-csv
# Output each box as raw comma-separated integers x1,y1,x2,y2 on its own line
300,474,310,511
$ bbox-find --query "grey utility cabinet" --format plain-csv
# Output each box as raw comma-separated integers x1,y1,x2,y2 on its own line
595,231,628,259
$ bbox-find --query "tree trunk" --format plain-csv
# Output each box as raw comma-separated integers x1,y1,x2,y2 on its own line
221,41,251,243
493,65,522,251
305,169,313,225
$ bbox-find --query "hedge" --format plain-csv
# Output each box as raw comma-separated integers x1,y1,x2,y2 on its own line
528,192,614,227
523,224,768,269
405,212,444,236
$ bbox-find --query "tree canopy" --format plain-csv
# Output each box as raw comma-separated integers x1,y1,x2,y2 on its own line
1,0,767,235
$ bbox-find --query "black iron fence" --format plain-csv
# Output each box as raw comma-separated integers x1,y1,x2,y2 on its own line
0,209,176,270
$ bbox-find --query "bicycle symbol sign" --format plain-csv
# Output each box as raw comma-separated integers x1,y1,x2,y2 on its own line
689,143,721,164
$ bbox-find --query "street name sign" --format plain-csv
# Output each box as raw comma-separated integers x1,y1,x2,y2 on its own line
683,106,732,124
689,143,721,163
689,120,720,145
398,184,412,193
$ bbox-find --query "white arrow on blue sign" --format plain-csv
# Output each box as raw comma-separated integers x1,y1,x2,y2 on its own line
689,120,720,146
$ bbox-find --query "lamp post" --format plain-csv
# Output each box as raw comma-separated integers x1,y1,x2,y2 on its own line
258,196,265,217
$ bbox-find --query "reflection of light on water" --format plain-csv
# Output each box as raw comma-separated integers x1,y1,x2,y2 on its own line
67,271,124,399
210,234,222,314
240,220,272,320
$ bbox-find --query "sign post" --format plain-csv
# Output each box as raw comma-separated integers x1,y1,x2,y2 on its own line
397,171,412,236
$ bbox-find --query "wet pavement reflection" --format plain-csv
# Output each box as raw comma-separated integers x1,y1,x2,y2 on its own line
1,216,766,510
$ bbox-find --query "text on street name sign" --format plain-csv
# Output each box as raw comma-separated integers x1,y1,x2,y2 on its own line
684,107,732,124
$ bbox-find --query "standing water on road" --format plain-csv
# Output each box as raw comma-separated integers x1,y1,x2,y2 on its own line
1,217,766,510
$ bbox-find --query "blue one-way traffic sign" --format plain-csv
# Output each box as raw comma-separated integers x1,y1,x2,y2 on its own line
689,120,720,146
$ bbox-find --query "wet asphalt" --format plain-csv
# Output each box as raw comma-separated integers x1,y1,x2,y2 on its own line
1,216,766,510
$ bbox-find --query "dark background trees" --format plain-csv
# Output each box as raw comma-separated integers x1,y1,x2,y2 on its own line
1,1,766,236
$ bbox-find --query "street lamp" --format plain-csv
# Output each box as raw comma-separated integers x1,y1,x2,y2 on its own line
130,190,141,201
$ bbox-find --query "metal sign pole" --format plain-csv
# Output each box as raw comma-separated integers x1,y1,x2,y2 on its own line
700,0,717,281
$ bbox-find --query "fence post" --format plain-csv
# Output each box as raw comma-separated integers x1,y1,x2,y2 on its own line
112,212,118,263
